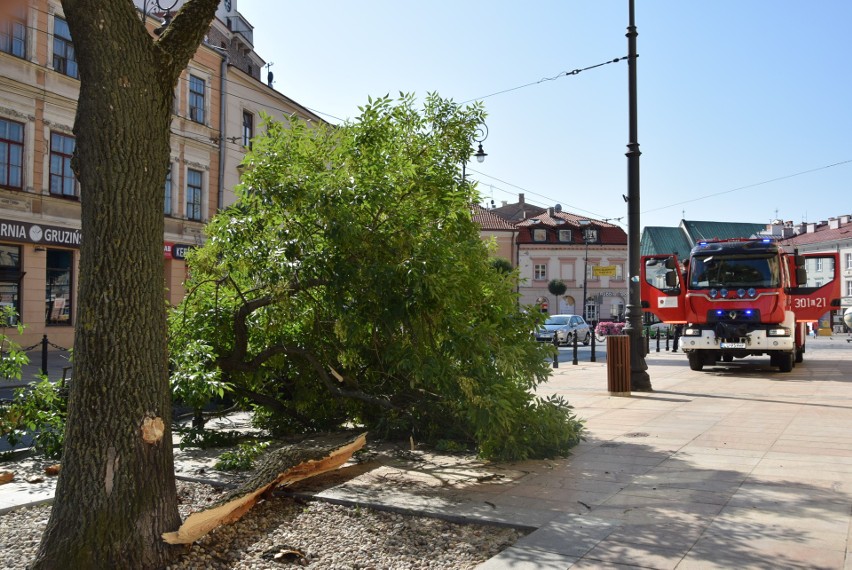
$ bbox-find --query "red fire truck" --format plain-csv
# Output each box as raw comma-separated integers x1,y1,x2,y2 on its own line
641,238,841,372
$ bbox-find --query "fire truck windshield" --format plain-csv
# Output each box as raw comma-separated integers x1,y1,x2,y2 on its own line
689,254,780,289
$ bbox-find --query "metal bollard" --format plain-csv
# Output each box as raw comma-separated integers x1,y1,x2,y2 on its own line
673,328,680,351
590,331,596,362
41,334,49,377
552,335,559,368
665,332,670,352
656,332,660,353
572,333,579,365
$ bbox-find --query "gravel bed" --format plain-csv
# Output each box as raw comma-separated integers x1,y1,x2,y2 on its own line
0,480,525,569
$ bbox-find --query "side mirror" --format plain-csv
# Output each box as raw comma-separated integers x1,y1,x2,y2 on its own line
797,267,807,286
665,271,678,288
664,256,677,270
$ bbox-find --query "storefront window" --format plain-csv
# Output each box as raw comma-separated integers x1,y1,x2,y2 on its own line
0,244,22,325
46,249,72,325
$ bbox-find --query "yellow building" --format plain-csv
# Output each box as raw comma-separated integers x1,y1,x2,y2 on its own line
0,0,322,347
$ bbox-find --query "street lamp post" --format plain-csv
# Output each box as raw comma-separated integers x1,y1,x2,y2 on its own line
622,0,652,391
578,220,591,322
462,124,488,181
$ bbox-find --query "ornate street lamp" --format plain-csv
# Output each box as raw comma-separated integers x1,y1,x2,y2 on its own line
622,0,652,391
462,123,488,181
578,219,591,321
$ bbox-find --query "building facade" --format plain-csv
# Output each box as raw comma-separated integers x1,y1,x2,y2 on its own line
1,0,321,347
514,208,628,322
778,215,852,333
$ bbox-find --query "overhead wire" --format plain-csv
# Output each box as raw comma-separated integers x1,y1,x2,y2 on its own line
641,159,852,215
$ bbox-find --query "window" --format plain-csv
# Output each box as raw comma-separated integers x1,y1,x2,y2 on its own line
189,75,205,123
186,168,203,221
846,280,852,297
53,17,78,79
0,244,22,325
558,229,572,242
49,132,76,196
584,299,597,322
534,264,547,280
46,249,73,325
0,5,26,58
583,228,598,243
164,165,172,215
532,229,547,242
242,111,254,148
845,253,852,270
814,258,823,272
0,118,24,189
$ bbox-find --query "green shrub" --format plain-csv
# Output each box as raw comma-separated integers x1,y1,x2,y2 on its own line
215,440,270,471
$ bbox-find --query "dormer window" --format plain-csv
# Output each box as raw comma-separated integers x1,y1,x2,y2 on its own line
558,229,573,242
532,228,547,242
583,228,599,243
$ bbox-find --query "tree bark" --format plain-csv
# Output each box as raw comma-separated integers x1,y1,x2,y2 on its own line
32,1,220,568
163,432,366,545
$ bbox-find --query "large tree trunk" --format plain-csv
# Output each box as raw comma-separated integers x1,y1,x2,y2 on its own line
32,1,219,568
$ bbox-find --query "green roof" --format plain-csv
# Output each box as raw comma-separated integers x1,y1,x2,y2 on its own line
681,220,765,243
641,220,766,257
641,227,693,257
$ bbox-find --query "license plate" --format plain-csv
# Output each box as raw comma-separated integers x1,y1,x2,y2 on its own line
720,342,746,349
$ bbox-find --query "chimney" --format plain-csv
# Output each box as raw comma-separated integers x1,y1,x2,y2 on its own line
806,223,817,233
547,207,555,216
519,193,525,205
829,218,840,230
501,201,508,207
840,214,851,224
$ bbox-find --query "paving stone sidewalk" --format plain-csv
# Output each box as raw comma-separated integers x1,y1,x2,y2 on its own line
2,337,852,569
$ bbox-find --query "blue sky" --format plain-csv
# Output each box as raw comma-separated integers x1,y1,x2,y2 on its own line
238,1,850,230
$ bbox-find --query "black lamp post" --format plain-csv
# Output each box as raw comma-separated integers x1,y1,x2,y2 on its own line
578,220,591,321
462,123,488,181
622,0,652,391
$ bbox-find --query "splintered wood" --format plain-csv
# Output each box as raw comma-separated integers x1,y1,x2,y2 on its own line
162,432,366,545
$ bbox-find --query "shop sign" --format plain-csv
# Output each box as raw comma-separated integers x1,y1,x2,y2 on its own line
172,243,192,260
0,218,81,248
164,242,193,260
592,265,618,277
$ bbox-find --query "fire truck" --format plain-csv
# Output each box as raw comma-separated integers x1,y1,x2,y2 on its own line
641,238,841,372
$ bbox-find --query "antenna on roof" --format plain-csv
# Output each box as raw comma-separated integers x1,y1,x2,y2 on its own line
265,62,274,87
554,204,562,213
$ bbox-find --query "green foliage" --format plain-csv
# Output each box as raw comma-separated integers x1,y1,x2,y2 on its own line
548,279,567,297
169,339,232,411
170,93,584,461
175,426,243,450
0,306,27,381
2,377,67,459
0,309,67,458
215,440,270,471
489,257,513,274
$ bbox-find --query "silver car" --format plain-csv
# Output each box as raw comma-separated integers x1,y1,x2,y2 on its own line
536,314,592,346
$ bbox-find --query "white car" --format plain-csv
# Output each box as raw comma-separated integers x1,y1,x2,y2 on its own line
536,314,592,346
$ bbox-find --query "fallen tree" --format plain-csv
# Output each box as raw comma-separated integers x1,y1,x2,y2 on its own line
170,94,585,461
163,432,366,544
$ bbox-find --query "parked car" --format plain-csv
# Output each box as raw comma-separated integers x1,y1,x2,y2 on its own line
647,322,673,338
536,314,591,346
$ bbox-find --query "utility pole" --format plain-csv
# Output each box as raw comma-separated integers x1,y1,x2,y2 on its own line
623,0,652,391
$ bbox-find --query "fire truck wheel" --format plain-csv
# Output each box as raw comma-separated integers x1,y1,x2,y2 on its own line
778,352,794,373
795,348,803,364
687,352,704,371
722,354,734,363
